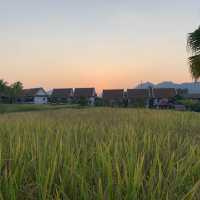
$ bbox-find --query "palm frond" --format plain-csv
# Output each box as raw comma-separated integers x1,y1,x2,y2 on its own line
187,26,200,54
189,54,200,81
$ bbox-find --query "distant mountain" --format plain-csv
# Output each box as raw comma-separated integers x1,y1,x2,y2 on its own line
136,82,155,89
135,81,200,94
136,82,153,89
156,81,180,88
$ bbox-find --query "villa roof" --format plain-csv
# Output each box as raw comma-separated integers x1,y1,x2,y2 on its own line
21,88,47,97
153,88,177,98
184,93,200,99
176,88,188,96
51,88,73,98
74,88,96,98
127,89,150,99
102,89,124,100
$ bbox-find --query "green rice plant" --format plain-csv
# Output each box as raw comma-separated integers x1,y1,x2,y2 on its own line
0,108,200,199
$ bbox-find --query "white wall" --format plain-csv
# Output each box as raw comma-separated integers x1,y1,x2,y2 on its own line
34,97,48,104
89,97,95,106
36,89,47,96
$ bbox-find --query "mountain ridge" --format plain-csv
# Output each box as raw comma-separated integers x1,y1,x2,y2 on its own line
135,81,200,93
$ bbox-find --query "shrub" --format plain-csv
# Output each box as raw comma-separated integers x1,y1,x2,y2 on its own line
79,97,88,106
94,97,103,107
177,99,200,112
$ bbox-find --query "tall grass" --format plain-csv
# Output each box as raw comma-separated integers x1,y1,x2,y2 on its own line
0,108,200,199
0,104,78,114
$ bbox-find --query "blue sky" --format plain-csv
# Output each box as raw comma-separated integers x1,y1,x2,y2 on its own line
0,0,199,90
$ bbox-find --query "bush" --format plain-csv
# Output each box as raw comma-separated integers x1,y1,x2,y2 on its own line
94,97,103,107
177,99,200,112
79,97,88,106
128,99,147,108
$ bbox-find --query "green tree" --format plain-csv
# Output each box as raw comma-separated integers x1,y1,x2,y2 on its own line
0,79,8,93
0,80,9,103
79,97,88,106
10,81,23,103
187,26,200,80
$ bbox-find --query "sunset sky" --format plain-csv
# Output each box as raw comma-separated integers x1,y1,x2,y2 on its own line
0,0,199,91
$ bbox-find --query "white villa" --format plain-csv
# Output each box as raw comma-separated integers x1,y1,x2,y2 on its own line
19,88,48,104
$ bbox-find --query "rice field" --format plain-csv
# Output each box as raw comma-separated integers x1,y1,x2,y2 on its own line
0,108,200,199
0,104,78,114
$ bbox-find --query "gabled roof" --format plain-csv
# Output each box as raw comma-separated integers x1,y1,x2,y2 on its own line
176,88,188,96
127,89,149,99
74,88,96,98
184,93,200,99
153,88,176,98
102,89,124,100
51,88,73,98
21,88,47,97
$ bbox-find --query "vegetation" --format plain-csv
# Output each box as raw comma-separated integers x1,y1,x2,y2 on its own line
0,108,200,199
177,99,200,112
0,80,8,94
78,97,89,106
0,79,23,103
94,97,104,107
9,81,23,103
128,99,147,108
187,26,200,80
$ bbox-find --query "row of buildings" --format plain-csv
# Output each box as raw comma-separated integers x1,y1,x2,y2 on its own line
15,87,199,107
19,88,96,105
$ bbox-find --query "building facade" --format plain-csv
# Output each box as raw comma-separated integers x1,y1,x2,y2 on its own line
19,88,48,104
51,88,73,103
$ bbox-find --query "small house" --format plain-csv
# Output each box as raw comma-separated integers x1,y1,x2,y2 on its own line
0,92,9,103
51,88,73,103
102,89,124,106
153,88,177,98
184,93,200,101
74,88,96,105
153,88,177,108
176,88,188,97
127,89,150,107
20,88,48,104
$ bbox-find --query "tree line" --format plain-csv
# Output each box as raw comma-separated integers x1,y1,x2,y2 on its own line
0,80,23,103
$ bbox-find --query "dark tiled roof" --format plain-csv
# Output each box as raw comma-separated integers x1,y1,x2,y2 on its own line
51,88,73,98
153,88,176,98
184,93,200,99
176,88,188,96
102,89,124,100
127,89,149,99
21,88,47,97
74,88,96,98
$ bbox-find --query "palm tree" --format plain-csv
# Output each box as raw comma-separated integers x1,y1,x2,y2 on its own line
187,26,200,81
